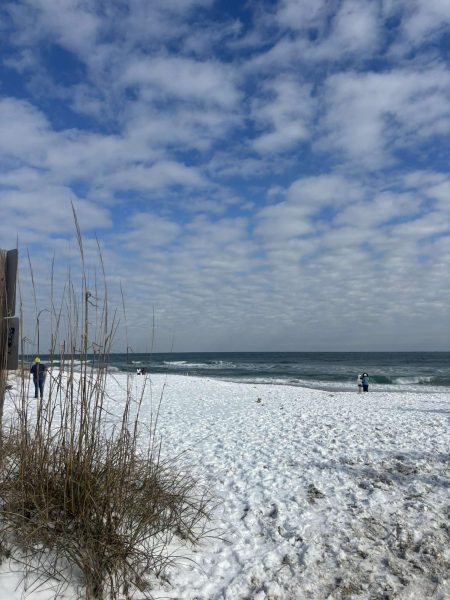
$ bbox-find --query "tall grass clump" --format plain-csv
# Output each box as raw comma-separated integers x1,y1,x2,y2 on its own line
0,221,211,598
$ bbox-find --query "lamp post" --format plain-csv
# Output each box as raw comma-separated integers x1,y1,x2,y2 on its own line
36,309,50,356
22,336,32,367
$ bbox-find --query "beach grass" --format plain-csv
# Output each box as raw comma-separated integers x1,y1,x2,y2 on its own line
0,219,211,599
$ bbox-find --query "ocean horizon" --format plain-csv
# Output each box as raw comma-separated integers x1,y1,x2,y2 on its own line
26,351,450,392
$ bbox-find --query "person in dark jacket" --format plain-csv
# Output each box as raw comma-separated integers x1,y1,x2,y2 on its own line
30,357,48,399
362,372,369,392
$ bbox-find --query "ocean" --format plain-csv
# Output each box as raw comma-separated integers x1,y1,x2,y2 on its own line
88,351,450,393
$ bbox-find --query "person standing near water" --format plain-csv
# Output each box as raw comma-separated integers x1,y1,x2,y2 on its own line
30,357,48,399
357,373,363,393
362,372,369,392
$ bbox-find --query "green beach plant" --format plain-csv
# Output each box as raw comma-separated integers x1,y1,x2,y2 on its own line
0,216,211,598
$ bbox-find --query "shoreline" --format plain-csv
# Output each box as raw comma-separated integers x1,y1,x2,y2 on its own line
21,350,450,391
217,377,450,394
137,371,450,395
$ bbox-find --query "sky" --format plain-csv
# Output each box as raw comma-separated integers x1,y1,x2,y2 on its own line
1,0,450,353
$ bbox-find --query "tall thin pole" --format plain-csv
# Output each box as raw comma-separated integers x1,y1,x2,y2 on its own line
36,308,50,356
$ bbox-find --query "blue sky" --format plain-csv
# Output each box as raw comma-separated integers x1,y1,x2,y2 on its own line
1,0,450,352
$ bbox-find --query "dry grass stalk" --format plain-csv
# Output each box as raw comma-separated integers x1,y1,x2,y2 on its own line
0,223,211,598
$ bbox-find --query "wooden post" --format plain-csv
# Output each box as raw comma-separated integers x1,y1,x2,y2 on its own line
0,249,7,442
0,248,18,445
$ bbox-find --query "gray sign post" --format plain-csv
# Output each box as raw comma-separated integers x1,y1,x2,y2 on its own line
1,248,19,371
6,317,19,370
6,249,18,318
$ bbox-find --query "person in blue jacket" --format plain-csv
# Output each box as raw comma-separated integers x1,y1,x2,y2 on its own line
30,357,48,399
362,372,369,392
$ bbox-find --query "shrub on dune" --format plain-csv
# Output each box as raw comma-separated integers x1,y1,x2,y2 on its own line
0,218,211,599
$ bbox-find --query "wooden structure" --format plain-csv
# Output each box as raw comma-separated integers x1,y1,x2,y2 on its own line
0,249,18,437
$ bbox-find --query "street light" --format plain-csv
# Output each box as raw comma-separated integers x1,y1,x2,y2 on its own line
36,309,50,356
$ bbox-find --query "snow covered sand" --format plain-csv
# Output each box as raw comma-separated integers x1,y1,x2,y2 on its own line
2,373,449,599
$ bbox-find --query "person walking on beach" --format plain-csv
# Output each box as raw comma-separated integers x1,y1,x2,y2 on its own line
357,373,363,393
362,372,369,392
30,357,48,399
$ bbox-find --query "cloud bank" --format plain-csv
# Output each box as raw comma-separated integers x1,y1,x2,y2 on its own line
0,0,449,351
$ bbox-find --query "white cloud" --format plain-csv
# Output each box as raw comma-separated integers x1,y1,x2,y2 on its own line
274,0,328,31
247,0,380,74
117,0,214,46
255,201,314,244
334,192,422,229
2,49,36,73
6,0,100,59
122,56,240,108
0,186,112,238
1,0,450,350
296,0,382,61
402,170,448,189
0,98,126,179
390,210,450,242
106,161,206,192
107,161,205,190
123,103,241,152
0,97,52,162
255,175,364,246
425,181,450,211
286,175,364,207
0,97,210,195
322,67,450,166
328,0,381,56
398,0,450,45
122,212,181,250
251,76,313,154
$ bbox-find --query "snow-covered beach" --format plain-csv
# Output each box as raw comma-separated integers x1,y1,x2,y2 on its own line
2,373,449,599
